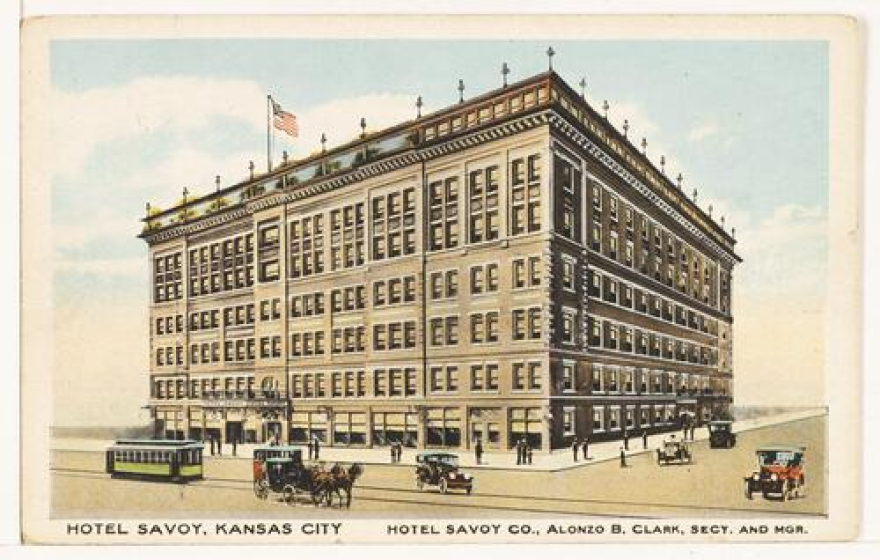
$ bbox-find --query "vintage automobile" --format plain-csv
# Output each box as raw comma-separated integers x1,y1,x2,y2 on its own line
708,420,737,449
415,452,474,494
253,456,325,505
744,445,806,501
656,437,693,465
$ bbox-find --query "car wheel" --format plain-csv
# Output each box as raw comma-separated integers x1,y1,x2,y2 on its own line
439,478,448,494
744,484,753,500
466,485,472,495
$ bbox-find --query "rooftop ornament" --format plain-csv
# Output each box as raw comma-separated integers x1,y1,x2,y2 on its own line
546,46,556,71
415,95,423,118
320,133,327,153
676,172,683,189
721,215,726,229
215,175,221,192
641,137,648,155
282,150,289,165
602,100,610,120
248,160,255,180
660,155,666,174
623,119,630,139
732,227,736,240
579,77,587,99
502,62,510,88
692,188,698,204
360,117,367,138
708,204,713,218
458,79,465,104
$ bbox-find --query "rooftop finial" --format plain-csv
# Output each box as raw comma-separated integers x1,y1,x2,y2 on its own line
458,79,465,103
641,137,648,155
502,62,510,87
416,95,423,118
721,215,726,229
146,202,151,214
360,117,367,138
579,77,586,99
320,133,327,153
602,100,610,120
660,155,666,173
182,187,189,205
546,46,556,71
708,204,713,218
692,188,698,203
215,175,221,191
676,172,683,189
282,150,288,165
623,119,630,139
248,160,255,179
732,227,736,239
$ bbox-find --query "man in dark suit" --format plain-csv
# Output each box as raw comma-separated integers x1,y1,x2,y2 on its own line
313,437,321,460
572,438,579,462
582,438,589,460
623,428,630,451
642,429,649,450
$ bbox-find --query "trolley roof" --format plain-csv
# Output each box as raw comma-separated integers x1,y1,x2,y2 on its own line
109,439,204,451
756,445,806,454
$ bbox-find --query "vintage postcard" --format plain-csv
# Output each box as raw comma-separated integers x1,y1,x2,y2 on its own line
20,14,863,544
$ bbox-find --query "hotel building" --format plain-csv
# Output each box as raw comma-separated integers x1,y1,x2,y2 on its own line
140,70,740,452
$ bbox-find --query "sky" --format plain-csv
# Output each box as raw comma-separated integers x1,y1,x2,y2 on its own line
48,39,829,426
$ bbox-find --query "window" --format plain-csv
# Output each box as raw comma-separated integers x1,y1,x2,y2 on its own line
154,252,183,303
561,308,577,344
371,188,416,260
591,365,603,392
329,202,365,270
512,256,541,289
289,215,324,278
430,270,458,300
561,258,576,291
470,312,499,343
470,363,499,391
430,316,459,346
511,154,542,235
592,406,605,432
561,361,575,392
513,361,542,391
428,177,460,251
467,166,500,243
429,365,459,393
470,263,499,294
562,407,576,436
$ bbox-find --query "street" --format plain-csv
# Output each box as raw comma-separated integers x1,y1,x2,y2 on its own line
51,414,826,519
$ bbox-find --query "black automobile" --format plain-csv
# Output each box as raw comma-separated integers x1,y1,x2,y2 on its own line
415,452,473,494
708,420,737,449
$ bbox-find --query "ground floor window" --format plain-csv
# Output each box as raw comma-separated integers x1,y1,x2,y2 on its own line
333,412,367,445
372,412,419,447
426,407,461,447
289,411,328,443
510,407,542,449
469,408,502,447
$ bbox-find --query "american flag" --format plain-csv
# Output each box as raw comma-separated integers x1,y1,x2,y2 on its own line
271,99,299,138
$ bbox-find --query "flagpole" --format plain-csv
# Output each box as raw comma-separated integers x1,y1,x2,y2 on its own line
266,95,272,173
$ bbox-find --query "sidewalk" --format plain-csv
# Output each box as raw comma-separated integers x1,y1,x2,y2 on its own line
52,407,826,473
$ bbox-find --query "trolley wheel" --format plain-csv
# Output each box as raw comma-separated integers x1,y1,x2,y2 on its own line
439,478,448,494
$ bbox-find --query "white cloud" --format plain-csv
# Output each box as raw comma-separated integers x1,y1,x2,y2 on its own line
49,76,267,178
55,257,145,277
687,119,720,142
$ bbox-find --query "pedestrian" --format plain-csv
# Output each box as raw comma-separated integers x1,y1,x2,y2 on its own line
582,438,589,461
209,435,215,456
307,438,314,460
217,437,223,456
232,437,237,457
313,436,321,460
619,447,627,468
515,439,523,465
623,428,630,451
572,438,579,462
527,444,533,465
396,442,403,463
642,429,649,450
475,438,484,465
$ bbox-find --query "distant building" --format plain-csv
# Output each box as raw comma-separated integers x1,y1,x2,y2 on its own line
140,70,740,451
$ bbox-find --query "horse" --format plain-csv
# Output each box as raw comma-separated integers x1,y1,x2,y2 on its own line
324,462,364,508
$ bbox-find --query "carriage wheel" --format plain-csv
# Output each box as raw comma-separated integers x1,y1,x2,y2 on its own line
283,485,296,506
253,480,268,500
744,483,753,500
439,478,448,494
416,478,424,491
310,485,324,506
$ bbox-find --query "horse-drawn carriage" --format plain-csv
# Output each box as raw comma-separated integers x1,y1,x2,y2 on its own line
252,446,363,508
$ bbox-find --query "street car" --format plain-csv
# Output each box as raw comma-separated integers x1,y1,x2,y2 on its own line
708,420,737,449
415,452,474,494
105,439,204,483
744,445,806,501
656,437,693,465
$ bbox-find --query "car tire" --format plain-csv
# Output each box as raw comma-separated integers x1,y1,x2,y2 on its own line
283,485,295,506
